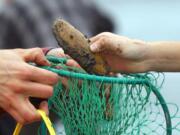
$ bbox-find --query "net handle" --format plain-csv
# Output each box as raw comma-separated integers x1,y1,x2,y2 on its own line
13,110,56,135
147,83,172,135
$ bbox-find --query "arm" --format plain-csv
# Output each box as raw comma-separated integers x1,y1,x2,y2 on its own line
90,32,180,73
145,41,180,72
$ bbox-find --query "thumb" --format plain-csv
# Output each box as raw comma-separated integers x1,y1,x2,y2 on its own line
90,41,107,53
90,32,119,53
90,38,113,53
90,43,100,53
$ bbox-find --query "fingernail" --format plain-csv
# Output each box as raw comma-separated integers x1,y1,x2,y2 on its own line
90,44,97,52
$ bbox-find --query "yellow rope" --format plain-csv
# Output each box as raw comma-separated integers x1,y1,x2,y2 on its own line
13,110,56,135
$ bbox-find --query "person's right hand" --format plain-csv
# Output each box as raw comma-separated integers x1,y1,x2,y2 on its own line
90,32,150,73
0,48,59,124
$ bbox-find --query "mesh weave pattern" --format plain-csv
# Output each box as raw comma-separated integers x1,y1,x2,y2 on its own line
38,56,180,135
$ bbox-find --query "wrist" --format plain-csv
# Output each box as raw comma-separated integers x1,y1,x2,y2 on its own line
143,41,180,72
130,39,152,72
141,42,162,72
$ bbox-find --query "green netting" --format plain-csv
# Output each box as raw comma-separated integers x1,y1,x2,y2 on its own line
38,55,180,135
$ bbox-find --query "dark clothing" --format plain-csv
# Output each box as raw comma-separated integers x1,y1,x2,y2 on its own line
0,0,114,49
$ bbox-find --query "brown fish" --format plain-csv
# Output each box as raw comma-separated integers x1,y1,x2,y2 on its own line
52,19,109,75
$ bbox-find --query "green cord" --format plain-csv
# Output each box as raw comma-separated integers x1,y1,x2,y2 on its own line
37,55,177,135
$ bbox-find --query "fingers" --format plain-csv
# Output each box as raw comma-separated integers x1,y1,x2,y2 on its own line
0,48,58,124
6,102,40,124
90,32,108,43
90,32,115,43
90,38,115,53
2,94,40,124
66,59,81,68
21,82,53,98
12,50,59,85
13,100,49,124
8,108,24,123
39,101,49,115
90,33,117,53
16,48,50,66
2,91,48,124
27,64,59,85
6,80,54,98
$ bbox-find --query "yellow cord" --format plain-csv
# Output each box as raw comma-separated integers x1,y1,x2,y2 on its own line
13,109,56,135
13,123,22,135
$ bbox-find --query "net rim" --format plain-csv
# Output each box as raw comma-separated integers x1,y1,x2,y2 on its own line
43,55,172,135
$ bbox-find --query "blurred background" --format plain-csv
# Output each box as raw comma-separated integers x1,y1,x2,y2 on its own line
0,0,180,134
95,0,180,107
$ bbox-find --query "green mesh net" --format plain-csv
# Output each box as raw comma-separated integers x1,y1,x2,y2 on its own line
38,56,180,135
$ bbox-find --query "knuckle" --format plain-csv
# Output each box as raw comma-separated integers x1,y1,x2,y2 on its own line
3,92,15,103
5,80,24,94
30,66,37,74
21,66,32,78
23,113,35,123
32,47,44,56
14,68,26,79
99,37,107,46
102,32,109,35
34,47,42,52
13,85,23,93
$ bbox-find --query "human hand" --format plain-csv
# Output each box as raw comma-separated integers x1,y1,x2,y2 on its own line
0,48,58,124
47,48,81,68
90,32,149,73
46,48,81,87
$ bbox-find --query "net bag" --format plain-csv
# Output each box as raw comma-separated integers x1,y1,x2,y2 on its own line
38,56,180,135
